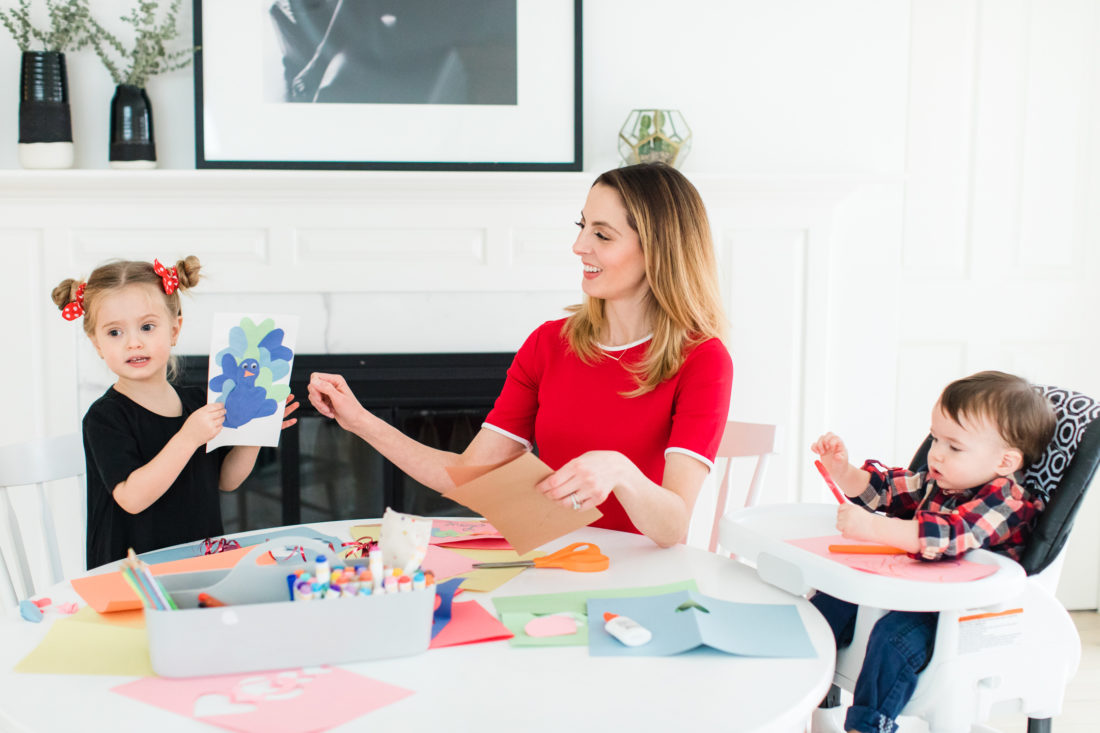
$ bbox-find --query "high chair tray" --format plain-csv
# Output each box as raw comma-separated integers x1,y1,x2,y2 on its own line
719,504,1026,612
146,537,434,677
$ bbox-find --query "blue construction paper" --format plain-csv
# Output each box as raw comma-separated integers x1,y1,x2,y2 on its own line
137,525,344,565
587,590,816,658
431,578,464,639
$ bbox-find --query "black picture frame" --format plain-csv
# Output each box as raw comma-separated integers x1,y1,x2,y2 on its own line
193,0,582,171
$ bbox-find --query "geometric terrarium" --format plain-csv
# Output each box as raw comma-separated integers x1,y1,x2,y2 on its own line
618,109,692,168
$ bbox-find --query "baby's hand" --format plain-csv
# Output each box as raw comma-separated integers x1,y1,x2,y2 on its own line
181,403,226,446
811,432,849,476
836,503,874,540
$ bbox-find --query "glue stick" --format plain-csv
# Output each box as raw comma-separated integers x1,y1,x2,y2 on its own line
603,612,652,646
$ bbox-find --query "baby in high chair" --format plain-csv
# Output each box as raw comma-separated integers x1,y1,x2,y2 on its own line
808,370,1055,733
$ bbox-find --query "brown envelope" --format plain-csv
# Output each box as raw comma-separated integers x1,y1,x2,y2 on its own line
445,452,602,555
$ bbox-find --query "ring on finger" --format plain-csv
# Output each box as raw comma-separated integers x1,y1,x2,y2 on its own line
570,493,581,511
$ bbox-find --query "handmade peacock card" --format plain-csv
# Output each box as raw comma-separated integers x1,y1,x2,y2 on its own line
205,313,300,451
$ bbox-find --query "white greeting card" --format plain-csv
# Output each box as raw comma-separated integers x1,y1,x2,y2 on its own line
206,313,299,452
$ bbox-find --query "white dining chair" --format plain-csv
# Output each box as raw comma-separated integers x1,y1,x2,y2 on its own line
708,420,781,554
0,433,84,611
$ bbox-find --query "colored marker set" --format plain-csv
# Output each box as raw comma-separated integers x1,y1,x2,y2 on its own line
145,536,436,677
288,555,436,601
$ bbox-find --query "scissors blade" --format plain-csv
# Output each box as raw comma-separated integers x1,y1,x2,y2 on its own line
472,560,535,569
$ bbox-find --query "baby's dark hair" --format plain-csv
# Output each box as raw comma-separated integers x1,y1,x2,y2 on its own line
939,370,1056,466
51,256,202,335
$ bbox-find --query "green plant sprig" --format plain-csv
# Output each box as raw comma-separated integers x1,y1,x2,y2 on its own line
88,0,194,88
0,0,93,53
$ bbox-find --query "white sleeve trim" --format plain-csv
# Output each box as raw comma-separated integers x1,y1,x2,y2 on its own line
665,447,715,473
481,422,533,451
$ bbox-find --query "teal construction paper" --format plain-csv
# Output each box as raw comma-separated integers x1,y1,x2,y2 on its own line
587,590,816,658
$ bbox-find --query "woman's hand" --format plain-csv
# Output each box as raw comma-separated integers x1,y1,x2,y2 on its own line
308,373,366,431
535,450,627,512
180,403,226,447
811,432,850,479
281,393,300,430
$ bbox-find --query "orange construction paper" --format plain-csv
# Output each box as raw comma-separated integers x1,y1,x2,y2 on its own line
70,546,272,613
444,452,602,555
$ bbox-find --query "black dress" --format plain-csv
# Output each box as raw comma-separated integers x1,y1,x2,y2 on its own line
82,385,227,569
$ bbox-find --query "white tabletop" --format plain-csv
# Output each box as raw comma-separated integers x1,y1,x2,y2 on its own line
0,522,836,733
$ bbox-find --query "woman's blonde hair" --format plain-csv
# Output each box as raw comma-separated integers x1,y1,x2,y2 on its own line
51,256,203,381
563,163,727,396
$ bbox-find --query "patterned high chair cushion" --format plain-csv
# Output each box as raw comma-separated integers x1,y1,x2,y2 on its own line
1023,386,1100,501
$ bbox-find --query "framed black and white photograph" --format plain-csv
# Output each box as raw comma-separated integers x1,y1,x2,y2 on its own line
193,0,581,170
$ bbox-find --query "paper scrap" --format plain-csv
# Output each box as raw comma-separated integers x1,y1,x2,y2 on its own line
445,452,602,555
787,535,999,582
113,666,413,733
524,613,580,638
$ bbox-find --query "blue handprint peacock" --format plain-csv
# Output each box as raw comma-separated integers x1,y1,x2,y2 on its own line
208,318,294,429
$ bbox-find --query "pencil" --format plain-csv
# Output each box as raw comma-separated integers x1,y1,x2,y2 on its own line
827,544,907,555
814,460,849,504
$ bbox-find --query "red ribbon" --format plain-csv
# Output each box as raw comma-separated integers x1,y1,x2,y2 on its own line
341,539,376,559
61,282,85,321
153,259,179,295
201,537,242,555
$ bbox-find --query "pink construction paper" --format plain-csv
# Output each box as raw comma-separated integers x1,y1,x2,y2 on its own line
112,666,413,733
424,544,477,581
524,614,578,638
430,599,513,649
429,518,505,545
436,537,513,550
787,535,999,582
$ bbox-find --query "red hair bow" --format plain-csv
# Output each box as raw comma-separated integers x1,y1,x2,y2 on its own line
153,259,179,295
61,282,86,321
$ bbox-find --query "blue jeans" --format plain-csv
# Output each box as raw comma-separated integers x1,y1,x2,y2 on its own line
811,592,939,733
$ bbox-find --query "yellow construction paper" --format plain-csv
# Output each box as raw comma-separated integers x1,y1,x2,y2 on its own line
14,616,154,676
447,546,546,593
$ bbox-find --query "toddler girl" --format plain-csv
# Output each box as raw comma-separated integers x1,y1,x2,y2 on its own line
52,257,298,568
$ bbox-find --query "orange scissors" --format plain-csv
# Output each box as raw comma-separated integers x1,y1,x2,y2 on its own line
472,542,609,573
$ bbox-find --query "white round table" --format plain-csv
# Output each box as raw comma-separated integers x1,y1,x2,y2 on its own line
0,522,835,732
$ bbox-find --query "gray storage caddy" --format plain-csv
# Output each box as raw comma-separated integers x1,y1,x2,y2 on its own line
147,537,434,677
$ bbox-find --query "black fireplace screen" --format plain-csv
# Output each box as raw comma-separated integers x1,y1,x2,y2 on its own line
176,353,513,533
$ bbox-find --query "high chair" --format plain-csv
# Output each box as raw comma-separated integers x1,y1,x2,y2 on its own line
0,433,84,612
719,385,1100,733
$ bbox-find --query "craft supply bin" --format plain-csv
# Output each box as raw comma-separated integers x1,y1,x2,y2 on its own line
146,537,434,677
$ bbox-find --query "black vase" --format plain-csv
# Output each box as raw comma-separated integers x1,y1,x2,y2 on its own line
109,84,156,168
18,50,74,168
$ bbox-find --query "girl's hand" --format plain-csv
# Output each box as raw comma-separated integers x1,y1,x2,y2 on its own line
281,393,300,430
811,432,850,478
836,503,875,540
535,450,625,512
308,373,365,431
181,403,226,447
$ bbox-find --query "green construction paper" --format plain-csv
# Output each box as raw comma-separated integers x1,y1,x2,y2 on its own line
492,579,698,647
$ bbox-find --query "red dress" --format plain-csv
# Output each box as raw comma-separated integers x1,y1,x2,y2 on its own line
483,319,733,534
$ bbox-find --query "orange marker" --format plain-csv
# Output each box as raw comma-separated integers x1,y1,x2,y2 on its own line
197,592,228,607
827,544,906,555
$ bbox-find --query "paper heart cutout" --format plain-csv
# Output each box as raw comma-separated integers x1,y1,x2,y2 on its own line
524,614,578,638
193,693,257,718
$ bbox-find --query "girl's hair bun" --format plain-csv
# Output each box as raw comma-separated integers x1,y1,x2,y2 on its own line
51,278,81,310
175,255,202,291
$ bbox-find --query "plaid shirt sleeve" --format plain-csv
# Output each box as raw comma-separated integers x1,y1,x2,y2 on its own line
855,459,928,517
915,477,1044,561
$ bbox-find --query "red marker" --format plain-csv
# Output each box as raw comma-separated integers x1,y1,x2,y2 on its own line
814,460,848,504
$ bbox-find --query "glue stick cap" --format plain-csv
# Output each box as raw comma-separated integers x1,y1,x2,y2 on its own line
603,612,618,622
